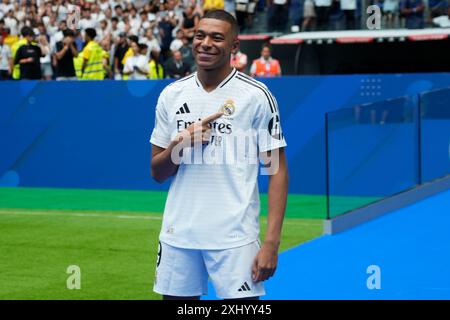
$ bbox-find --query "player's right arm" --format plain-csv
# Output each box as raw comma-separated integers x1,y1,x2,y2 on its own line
150,110,223,183
151,141,184,183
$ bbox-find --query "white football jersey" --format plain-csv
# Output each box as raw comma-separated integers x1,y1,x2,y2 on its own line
150,68,287,250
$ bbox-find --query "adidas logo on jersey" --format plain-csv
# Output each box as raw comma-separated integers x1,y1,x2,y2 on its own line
237,282,251,292
176,103,190,114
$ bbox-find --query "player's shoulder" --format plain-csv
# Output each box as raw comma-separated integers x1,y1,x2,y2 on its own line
234,71,274,102
165,73,197,92
158,73,196,102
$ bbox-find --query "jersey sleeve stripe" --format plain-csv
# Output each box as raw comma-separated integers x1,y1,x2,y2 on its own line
236,75,275,114
237,72,278,112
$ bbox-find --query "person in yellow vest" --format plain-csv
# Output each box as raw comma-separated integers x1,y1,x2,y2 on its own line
73,54,83,79
203,0,225,13
148,50,164,80
4,33,18,48
11,27,30,80
250,44,281,78
80,28,104,80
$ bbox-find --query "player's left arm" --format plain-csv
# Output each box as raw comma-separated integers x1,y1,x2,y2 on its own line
252,147,288,282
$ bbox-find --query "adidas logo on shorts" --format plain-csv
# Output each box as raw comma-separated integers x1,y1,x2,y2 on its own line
238,281,251,292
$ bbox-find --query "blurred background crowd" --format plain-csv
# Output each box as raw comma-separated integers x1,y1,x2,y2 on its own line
0,0,448,80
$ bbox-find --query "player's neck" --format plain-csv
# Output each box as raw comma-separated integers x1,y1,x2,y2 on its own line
196,65,233,93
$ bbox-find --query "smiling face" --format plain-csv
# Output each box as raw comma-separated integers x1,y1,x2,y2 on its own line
192,18,237,72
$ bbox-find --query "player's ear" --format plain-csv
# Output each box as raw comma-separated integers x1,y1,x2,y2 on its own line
231,38,240,53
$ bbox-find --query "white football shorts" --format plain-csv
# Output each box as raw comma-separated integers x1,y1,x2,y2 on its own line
153,240,265,299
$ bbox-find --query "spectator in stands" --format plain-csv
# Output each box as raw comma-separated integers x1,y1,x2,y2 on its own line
314,0,332,30
288,0,303,33
110,17,121,39
0,0,14,21
54,29,77,80
164,49,190,78
170,29,184,52
113,5,124,19
340,0,357,29
267,0,289,32
230,48,248,73
120,34,139,79
158,2,179,61
148,49,164,79
181,4,200,41
235,0,249,30
0,19,6,37
143,28,161,59
0,32,12,80
37,32,52,80
91,3,107,24
51,20,68,48
303,0,317,31
179,34,195,71
123,42,149,80
235,0,258,31
4,9,18,36
96,19,110,43
79,7,97,31
400,0,424,28
14,26,47,80
139,10,152,36
250,44,281,77
383,0,399,29
429,0,449,20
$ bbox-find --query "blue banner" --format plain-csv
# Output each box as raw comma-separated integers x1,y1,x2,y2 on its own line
1,73,449,194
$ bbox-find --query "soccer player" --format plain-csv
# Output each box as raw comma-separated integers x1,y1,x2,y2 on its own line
150,9,288,300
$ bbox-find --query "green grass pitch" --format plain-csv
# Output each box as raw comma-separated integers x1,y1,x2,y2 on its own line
0,188,324,300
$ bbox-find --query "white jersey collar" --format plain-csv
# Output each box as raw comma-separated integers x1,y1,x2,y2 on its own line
194,68,238,93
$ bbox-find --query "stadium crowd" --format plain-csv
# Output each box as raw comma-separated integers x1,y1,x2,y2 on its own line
0,0,287,80
0,0,448,80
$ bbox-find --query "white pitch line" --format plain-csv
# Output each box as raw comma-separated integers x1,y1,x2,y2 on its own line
0,210,162,220
0,210,322,225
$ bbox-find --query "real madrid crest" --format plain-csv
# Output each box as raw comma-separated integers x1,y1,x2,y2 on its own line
220,99,235,117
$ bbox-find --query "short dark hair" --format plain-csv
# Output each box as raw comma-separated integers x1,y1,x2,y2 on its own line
262,43,271,51
138,43,148,51
202,9,239,38
63,29,75,37
85,28,96,39
21,26,34,37
128,35,139,44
